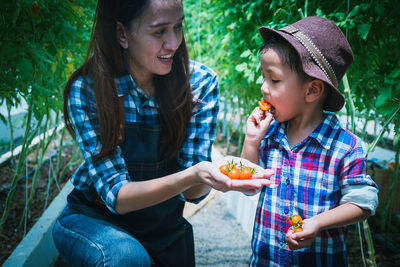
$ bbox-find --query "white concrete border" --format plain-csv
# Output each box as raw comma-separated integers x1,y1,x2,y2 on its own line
3,181,73,267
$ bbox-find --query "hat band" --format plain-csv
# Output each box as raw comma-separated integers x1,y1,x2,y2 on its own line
279,25,338,88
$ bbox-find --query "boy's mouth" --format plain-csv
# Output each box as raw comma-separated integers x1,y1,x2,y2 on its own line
269,105,276,115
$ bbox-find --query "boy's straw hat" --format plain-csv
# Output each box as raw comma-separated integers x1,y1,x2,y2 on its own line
259,16,354,112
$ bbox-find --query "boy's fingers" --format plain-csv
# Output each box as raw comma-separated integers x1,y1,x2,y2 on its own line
259,112,273,127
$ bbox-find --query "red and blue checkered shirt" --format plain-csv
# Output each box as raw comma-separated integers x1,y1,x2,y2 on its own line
67,61,219,214
250,113,378,267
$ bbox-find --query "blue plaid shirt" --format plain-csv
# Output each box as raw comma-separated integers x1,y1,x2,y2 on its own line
250,113,378,267
67,61,219,214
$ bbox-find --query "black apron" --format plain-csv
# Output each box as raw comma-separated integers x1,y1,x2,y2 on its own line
67,116,195,266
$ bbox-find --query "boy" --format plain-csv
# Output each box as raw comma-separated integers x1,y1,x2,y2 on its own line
241,16,378,266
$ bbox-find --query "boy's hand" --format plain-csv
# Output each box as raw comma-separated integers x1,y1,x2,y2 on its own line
284,217,320,250
245,107,273,143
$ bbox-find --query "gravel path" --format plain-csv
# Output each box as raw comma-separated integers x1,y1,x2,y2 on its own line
188,192,252,267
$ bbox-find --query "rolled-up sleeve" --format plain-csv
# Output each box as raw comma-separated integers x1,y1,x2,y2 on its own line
68,78,129,214
177,62,219,203
338,138,379,215
177,62,219,170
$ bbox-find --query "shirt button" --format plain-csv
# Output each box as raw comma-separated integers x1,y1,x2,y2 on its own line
284,207,289,214
285,178,290,185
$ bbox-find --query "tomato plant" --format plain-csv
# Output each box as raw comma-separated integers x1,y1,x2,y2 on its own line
0,0,96,233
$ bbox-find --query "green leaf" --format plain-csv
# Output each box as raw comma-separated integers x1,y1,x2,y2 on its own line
389,68,400,79
0,113,7,124
19,58,34,79
235,63,247,72
256,75,264,85
240,50,252,58
394,133,399,147
358,23,371,40
376,88,392,107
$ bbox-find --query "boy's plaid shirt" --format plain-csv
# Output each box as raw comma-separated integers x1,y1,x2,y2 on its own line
250,113,378,267
67,61,219,214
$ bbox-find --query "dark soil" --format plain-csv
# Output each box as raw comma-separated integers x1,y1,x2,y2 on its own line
0,140,81,265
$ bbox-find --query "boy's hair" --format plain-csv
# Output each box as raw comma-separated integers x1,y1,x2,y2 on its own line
259,33,311,84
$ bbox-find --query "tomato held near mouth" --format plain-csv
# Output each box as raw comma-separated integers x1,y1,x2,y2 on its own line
258,99,272,111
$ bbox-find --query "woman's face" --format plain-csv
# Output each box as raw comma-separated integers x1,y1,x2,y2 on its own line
121,0,184,83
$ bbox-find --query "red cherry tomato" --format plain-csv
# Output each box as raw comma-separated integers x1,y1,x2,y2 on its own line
32,1,39,14
219,164,230,175
258,99,272,111
239,167,253,180
288,215,303,226
227,167,240,180
294,227,303,233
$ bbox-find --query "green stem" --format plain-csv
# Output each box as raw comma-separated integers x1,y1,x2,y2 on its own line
58,141,82,183
356,222,367,267
343,74,355,132
20,110,60,227
380,140,399,230
363,220,377,267
368,105,400,153
0,102,34,232
278,242,287,251
6,102,15,167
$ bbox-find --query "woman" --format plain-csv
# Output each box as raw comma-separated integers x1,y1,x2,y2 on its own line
52,0,272,266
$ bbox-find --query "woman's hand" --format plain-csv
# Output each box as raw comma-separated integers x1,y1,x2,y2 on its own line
192,156,274,194
284,217,320,250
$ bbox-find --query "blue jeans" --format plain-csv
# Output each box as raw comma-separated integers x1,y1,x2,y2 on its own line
52,205,151,267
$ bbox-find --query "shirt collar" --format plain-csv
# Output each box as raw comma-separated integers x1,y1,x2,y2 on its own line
266,112,341,151
115,72,150,99
309,112,341,150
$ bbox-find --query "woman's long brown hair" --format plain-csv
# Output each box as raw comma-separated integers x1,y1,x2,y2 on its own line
63,0,193,161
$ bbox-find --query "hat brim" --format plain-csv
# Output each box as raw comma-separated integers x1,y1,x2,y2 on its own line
259,26,345,112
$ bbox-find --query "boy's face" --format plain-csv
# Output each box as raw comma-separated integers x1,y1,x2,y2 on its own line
260,48,308,122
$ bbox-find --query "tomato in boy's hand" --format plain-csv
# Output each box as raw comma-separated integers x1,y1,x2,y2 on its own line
258,99,272,112
279,214,304,251
288,215,302,226
294,227,303,233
